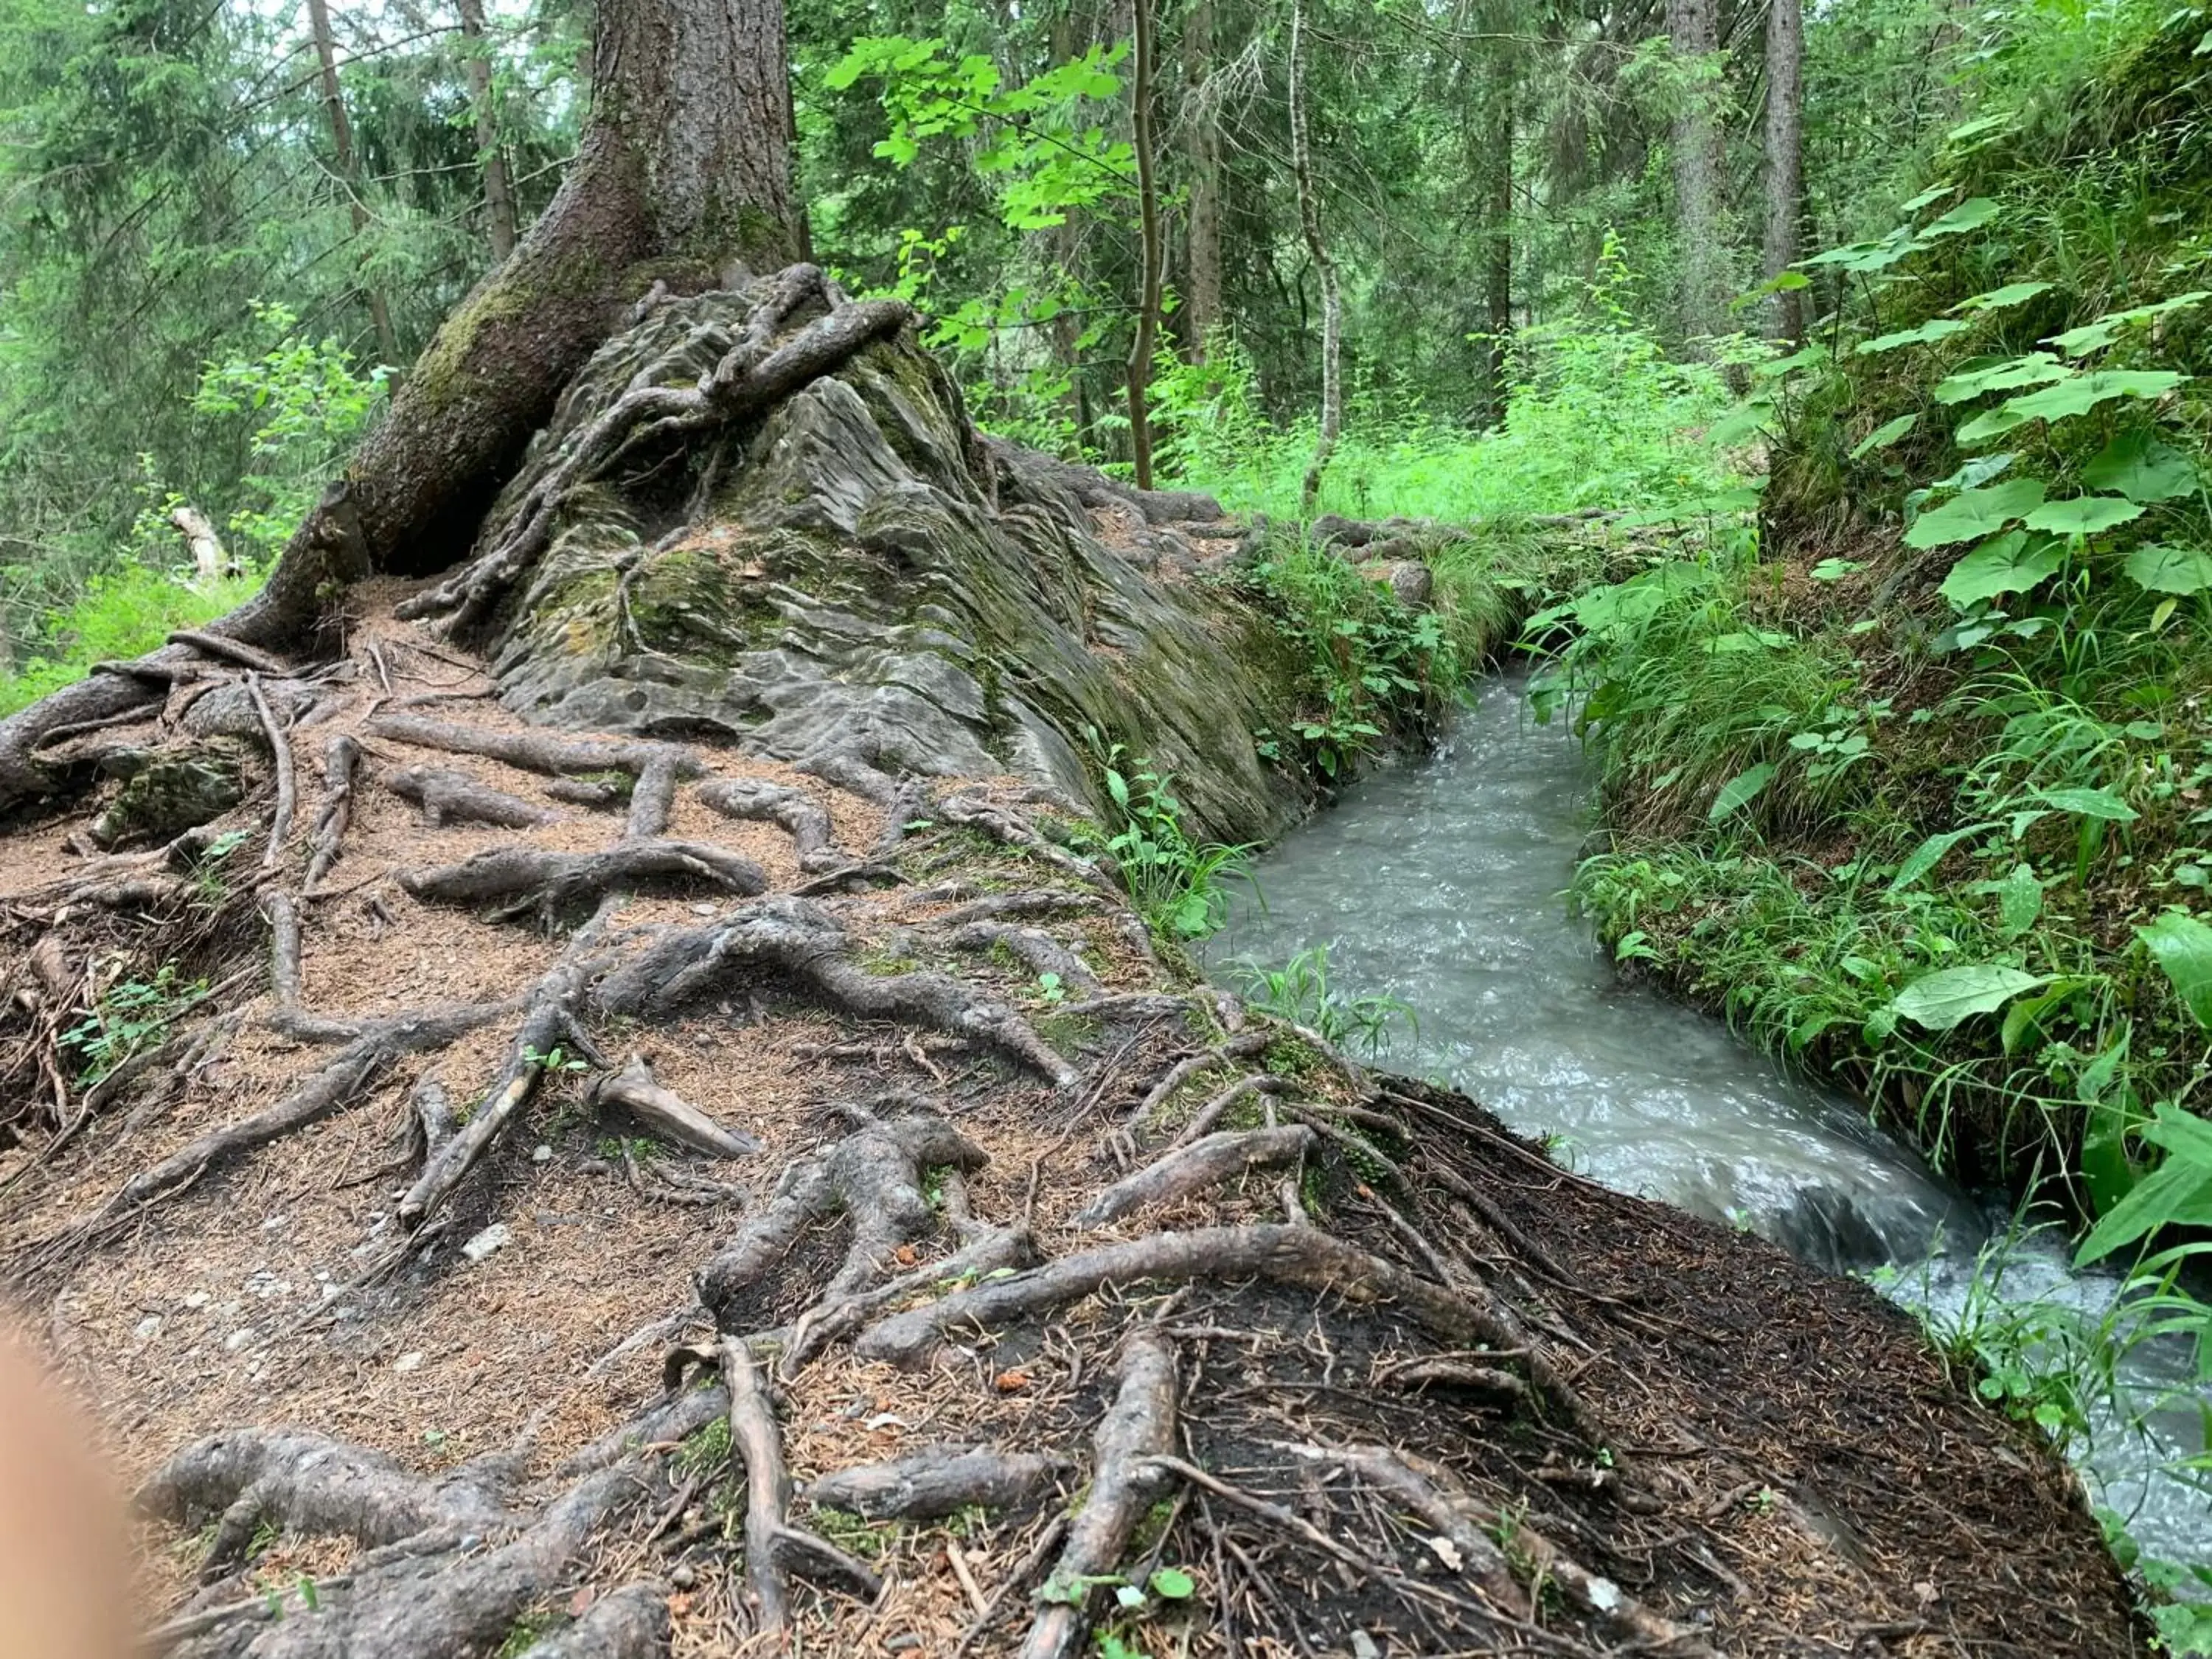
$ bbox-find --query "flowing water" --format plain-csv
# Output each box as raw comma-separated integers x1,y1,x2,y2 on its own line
1208,672,2212,1574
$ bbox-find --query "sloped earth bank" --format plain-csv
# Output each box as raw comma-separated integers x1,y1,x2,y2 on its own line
0,270,2141,1657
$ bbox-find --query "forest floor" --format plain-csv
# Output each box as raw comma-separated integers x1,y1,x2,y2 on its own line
0,566,2149,1658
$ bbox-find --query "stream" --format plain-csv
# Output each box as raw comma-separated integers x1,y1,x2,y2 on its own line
1208,672,2212,1576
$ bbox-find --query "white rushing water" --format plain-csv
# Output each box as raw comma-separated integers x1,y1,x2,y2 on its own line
1208,672,2212,1574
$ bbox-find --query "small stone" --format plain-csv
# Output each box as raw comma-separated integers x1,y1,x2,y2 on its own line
394,1351,426,1373
1349,1632,1381,1659
132,1316,162,1340
669,1565,697,1590
182,1291,209,1310
461,1222,512,1262
532,1144,553,1163
260,1214,290,1231
690,903,717,916
223,1328,254,1352
883,1636,924,1654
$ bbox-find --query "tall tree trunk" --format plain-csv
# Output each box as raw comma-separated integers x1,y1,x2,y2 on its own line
0,0,806,805
1666,0,1724,351
1126,0,1164,490
1481,61,1514,425
1290,0,1340,516
456,0,520,264
1763,0,1806,342
1051,6,1091,445
306,0,402,366
1182,0,1222,364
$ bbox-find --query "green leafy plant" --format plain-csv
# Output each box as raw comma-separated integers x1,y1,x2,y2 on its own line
1228,945,1416,1057
1082,734,1253,942
60,959,209,1082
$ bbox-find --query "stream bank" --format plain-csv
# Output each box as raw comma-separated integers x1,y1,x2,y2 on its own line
1212,669,2212,1596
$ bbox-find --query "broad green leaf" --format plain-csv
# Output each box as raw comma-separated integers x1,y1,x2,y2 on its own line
1938,529,2062,605
1998,862,2044,938
2021,495,2145,537
1904,479,2047,549
2046,291,2212,355
1708,762,1777,821
2077,1103,2212,1264
1951,281,2054,314
1933,352,2072,405
1889,823,1990,892
2125,543,2212,596
2031,786,2138,822
1899,181,1957,214
1890,965,2050,1031
2139,909,2212,1029
1920,196,2003,237
1957,370,2186,443
2082,431,2199,503
1850,414,1918,459
1150,1569,1197,1600
1857,319,1970,355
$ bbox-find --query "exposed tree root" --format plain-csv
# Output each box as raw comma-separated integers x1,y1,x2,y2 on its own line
302,733,361,891
140,1428,514,1577
941,919,1102,994
624,748,698,839
397,958,590,1228
708,1338,882,1638
852,1224,1560,1399
514,1582,670,1659
245,672,298,870
171,630,294,677
693,1107,986,1321
804,1445,1070,1521
364,714,667,779
1073,1126,1312,1227
696,777,841,869
0,277,2132,1659
589,1053,759,1158
382,765,560,829
399,839,766,920
399,268,912,636
593,896,1077,1086
1020,1328,1179,1659
19,1002,504,1284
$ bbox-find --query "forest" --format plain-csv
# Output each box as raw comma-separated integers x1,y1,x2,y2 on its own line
1,0,2211,1647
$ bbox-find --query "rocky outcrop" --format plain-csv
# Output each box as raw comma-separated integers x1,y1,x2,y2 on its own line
474,285,1299,844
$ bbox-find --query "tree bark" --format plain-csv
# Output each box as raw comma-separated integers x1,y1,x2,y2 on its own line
1181,0,1222,364
1666,0,1725,352
1763,0,1806,343
306,0,402,367
1125,0,1164,490
1290,0,1341,515
0,0,805,813
260,0,802,602
1481,61,1514,424
456,0,521,264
